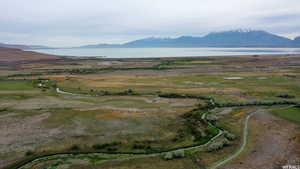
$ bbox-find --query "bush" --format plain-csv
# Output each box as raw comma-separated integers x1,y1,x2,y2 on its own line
206,114,218,122
173,150,185,158
25,150,34,156
207,138,230,152
224,131,236,141
163,152,173,160
69,145,80,151
107,147,117,151
163,150,185,160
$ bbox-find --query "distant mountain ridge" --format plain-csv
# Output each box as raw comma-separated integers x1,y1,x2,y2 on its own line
0,43,52,50
294,36,300,43
2,30,300,49
79,30,300,48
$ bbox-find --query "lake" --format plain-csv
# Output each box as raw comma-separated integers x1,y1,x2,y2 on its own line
30,47,300,58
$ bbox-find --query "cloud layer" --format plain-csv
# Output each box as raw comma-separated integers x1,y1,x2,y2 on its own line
1,0,300,46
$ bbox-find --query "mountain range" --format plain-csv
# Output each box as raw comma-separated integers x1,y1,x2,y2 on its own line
78,30,300,48
1,30,300,49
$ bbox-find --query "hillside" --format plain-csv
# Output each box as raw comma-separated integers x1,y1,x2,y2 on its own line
0,47,60,63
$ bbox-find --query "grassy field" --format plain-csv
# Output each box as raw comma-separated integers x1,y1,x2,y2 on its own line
46,72,300,103
0,79,35,90
271,106,300,123
1,53,300,169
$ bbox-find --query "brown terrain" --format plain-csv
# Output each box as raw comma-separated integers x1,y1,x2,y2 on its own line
0,47,61,67
222,110,300,169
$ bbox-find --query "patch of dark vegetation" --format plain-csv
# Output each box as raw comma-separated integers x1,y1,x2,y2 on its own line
0,107,8,112
25,150,35,156
207,138,230,152
216,100,300,107
158,93,213,101
69,145,81,151
88,88,139,96
132,143,152,150
92,142,121,151
276,93,296,99
181,103,219,142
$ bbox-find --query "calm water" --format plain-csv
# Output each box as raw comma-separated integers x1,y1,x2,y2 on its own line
31,48,300,58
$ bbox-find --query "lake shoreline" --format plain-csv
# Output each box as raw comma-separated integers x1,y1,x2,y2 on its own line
27,47,300,59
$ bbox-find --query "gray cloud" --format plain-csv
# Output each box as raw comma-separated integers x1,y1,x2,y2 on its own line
1,0,300,46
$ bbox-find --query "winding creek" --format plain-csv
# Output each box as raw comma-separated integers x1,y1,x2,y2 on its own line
11,88,266,169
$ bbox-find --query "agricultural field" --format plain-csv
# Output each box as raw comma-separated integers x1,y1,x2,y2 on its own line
0,48,300,169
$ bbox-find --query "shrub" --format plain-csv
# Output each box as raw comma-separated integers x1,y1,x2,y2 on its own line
224,131,236,141
69,145,80,151
25,150,34,156
207,138,230,152
107,147,117,151
163,152,173,160
163,150,185,160
173,150,185,158
206,114,218,122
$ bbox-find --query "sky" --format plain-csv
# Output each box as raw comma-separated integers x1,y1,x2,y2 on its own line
1,0,300,47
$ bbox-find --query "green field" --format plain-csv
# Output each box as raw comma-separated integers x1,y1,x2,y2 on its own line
0,79,35,90
271,106,300,123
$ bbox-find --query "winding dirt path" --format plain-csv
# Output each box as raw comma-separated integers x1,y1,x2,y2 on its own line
210,110,258,169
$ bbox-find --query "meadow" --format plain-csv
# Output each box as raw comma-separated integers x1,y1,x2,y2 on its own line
0,53,299,169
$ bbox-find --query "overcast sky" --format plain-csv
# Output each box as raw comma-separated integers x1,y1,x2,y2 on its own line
1,0,300,47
